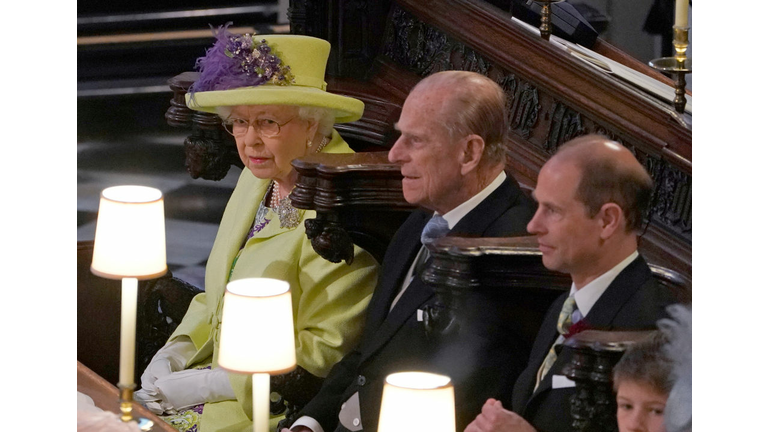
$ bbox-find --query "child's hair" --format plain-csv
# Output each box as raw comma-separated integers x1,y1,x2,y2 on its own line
613,331,673,395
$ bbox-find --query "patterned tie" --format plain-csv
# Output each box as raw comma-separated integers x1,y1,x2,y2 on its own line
535,296,579,390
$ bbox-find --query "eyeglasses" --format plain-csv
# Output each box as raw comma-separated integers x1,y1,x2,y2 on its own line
222,116,296,138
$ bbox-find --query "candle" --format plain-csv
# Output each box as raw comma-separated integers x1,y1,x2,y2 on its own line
119,278,139,387
675,0,689,28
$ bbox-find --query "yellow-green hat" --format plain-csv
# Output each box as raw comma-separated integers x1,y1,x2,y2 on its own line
186,27,364,123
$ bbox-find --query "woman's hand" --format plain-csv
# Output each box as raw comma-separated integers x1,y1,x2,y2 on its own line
464,399,537,432
153,367,236,411
139,337,197,393
135,337,198,414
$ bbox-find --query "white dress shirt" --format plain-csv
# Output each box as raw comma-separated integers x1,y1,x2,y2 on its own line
550,250,640,348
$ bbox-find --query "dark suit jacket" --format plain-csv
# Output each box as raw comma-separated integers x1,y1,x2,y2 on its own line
510,255,676,432
298,175,536,432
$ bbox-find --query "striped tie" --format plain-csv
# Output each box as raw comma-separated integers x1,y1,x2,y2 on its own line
535,296,578,390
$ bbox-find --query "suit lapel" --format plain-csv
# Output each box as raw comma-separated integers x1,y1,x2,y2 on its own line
582,256,650,328
361,179,521,361
361,276,434,359
361,211,429,340
449,176,517,236
524,256,651,409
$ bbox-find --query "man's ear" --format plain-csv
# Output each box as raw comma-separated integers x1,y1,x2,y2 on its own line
459,134,485,176
598,203,624,239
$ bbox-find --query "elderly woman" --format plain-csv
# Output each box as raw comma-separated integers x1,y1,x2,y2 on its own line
134,28,379,432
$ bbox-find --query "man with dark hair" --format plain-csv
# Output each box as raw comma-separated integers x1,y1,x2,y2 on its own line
283,70,536,432
465,134,675,432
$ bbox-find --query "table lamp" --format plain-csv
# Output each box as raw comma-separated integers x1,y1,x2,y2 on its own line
378,371,455,432
90,185,167,426
218,278,297,432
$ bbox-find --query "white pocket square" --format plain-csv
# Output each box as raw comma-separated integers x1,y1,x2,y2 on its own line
552,375,576,389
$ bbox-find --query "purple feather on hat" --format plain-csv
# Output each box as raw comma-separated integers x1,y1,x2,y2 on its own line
188,23,294,98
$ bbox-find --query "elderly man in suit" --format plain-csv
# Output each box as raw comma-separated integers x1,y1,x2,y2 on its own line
464,135,676,432
282,70,536,432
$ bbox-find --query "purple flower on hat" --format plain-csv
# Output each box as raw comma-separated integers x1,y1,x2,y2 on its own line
189,23,295,96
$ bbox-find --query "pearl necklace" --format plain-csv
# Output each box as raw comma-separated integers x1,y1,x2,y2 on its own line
270,181,282,209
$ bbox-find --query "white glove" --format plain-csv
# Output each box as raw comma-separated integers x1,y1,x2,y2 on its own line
154,367,236,411
139,337,197,393
135,337,197,415
134,390,175,415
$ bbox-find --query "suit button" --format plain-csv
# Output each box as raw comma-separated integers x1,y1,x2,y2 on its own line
357,375,366,386
353,418,360,427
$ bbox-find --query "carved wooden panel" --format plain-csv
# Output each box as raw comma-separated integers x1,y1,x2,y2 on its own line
289,0,392,80
291,152,415,264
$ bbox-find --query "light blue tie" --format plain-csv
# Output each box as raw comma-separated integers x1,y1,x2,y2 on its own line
421,214,449,245
392,215,451,311
411,215,449,284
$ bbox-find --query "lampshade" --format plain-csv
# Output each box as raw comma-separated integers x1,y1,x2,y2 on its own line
91,185,167,280
218,278,297,374
378,371,455,432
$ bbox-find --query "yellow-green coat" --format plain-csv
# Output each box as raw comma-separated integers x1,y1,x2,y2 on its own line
168,132,379,431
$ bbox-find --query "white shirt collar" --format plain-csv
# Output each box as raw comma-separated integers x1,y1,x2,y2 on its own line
441,171,506,229
569,250,639,317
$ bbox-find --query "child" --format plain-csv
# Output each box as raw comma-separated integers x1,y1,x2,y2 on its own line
613,332,673,432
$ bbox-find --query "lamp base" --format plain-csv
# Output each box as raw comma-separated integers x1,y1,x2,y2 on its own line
118,384,155,431
137,418,155,431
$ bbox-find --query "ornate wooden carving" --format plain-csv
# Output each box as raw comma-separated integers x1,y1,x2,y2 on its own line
562,330,657,432
272,365,325,424
421,236,572,345
290,152,415,264
136,274,204,374
545,102,585,153
166,73,243,180
512,82,541,139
